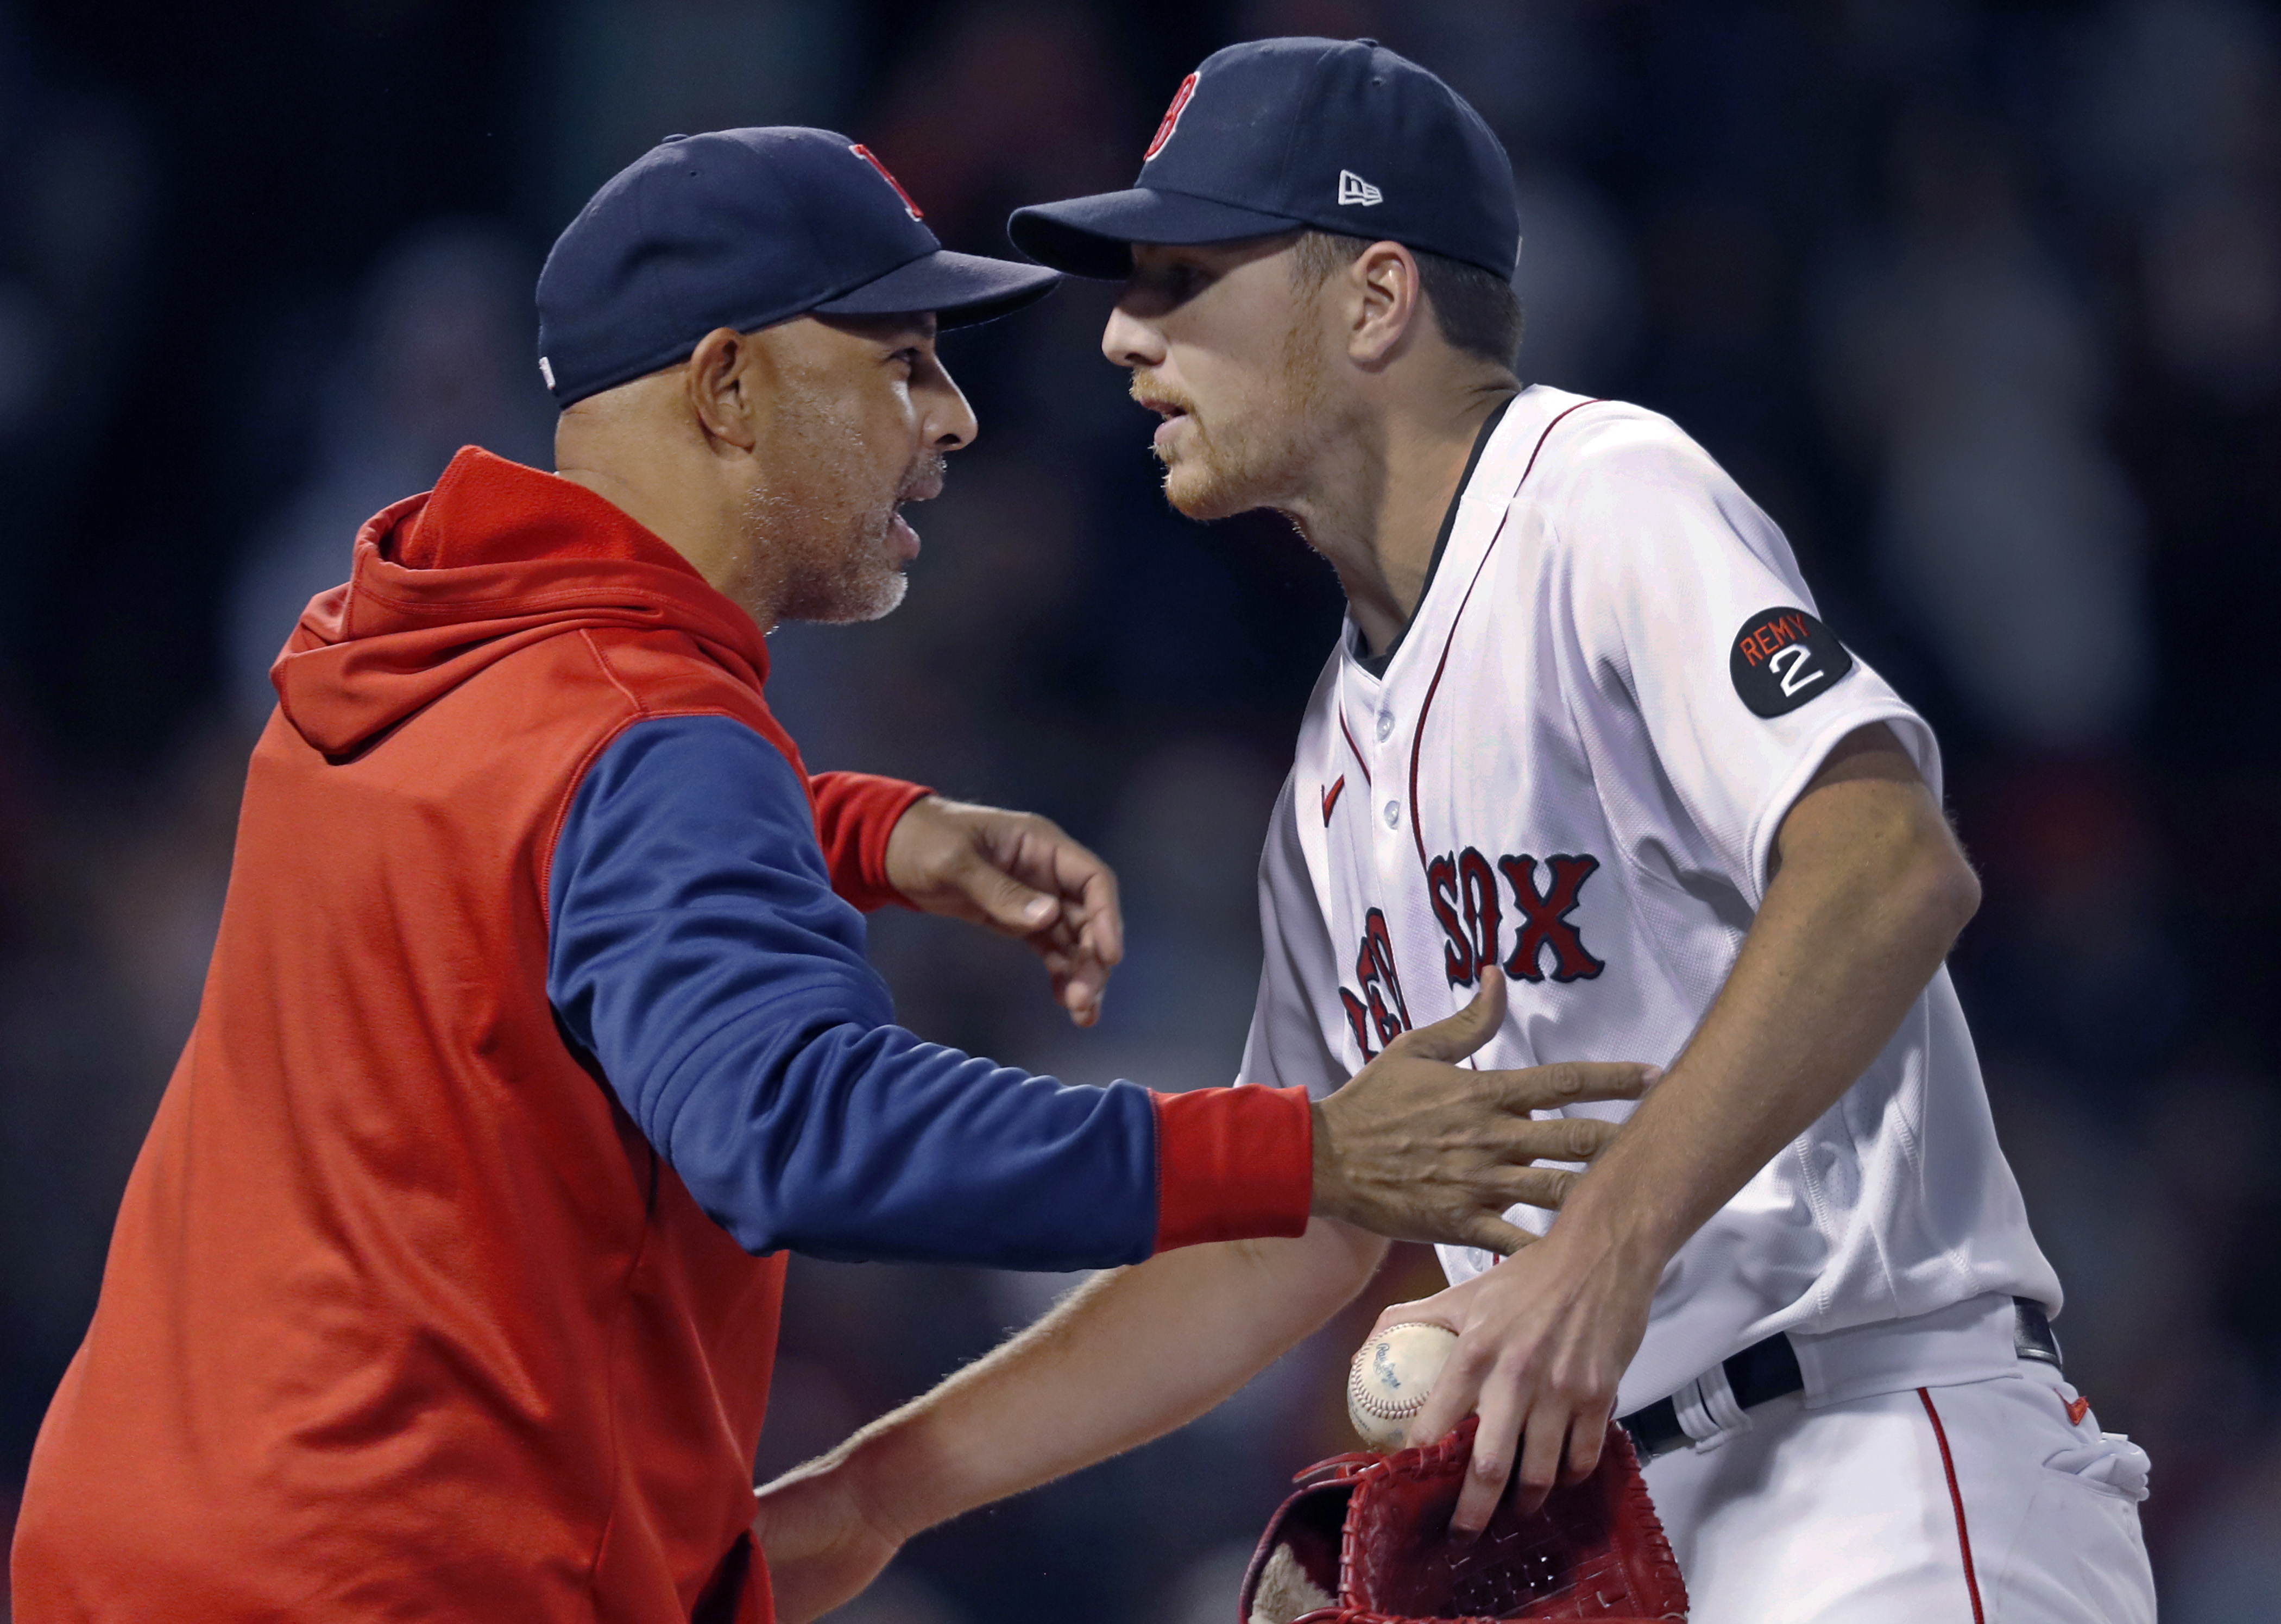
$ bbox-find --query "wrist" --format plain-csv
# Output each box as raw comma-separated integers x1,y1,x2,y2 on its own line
879,793,943,900
1551,1172,1683,1279
1307,1099,1348,1221
834,1416,946,1545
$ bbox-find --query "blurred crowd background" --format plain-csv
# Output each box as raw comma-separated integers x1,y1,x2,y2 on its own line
1,0,2277,1618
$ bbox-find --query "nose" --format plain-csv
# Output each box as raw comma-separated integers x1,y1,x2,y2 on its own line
921,355,978,451
1102,300,1164,370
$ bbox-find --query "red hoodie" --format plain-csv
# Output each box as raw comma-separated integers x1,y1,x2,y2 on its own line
11,449,1312,1622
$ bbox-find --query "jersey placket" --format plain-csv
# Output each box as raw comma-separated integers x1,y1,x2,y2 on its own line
1359,683,1407,884
1325,660,1418,1057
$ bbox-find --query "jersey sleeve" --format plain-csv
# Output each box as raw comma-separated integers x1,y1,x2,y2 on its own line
546,715,1310,1268
1552,408,1942,905
806,770,932,913
1237,771,1351,1101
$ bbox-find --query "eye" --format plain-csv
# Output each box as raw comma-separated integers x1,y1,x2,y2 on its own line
1148,260,1211,307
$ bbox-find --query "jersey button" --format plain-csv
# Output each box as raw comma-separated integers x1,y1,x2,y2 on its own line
1382,800,1401,829
1375,710,1394,741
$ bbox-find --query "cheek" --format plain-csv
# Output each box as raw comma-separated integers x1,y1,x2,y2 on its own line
1194,373,1280,448
862,393,922,472
1179,332,1283,420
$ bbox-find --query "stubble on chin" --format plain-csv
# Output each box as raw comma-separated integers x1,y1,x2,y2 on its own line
742,481,910,626
794,513,909,625
735,380,923,627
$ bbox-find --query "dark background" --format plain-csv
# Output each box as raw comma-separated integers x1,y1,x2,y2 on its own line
3,1,2278,1618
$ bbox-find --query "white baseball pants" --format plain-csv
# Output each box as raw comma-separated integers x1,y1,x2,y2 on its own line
1639,1362,2155,1623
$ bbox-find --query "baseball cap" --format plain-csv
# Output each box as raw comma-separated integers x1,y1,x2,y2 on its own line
537,127,1061,407
1008,38,1520,281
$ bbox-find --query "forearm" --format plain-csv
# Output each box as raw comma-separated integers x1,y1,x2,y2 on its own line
813,1218,1387,1538
1560,773,1978,1265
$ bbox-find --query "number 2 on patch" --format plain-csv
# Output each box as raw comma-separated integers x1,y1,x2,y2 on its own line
1768,642,1823,698
1730,606,1854,718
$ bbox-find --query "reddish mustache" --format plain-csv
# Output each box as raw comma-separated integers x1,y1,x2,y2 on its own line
1130,378,1195,416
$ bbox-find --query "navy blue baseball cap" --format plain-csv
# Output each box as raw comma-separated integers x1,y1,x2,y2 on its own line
1009,39,1519,282
537,127,1060,406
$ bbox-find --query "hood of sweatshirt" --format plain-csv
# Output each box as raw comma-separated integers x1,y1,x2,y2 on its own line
272,447,774,757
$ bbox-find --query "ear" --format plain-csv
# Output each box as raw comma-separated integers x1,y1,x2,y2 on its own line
684,326,760,452
1345,242,1427,367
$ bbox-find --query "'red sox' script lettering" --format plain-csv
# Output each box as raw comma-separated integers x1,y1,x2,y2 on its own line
1345,851,1607,1058
1426,850,1606,987
1337,908,1412,1059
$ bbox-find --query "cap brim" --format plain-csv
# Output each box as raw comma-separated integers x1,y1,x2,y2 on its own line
1008,188,1304,279
813,248,1060,328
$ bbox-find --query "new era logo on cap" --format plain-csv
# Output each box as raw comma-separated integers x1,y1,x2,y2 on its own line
1338,169,1383,206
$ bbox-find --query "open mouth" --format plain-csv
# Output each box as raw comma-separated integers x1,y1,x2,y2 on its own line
888,506,921,561
1136,395,1192,456
888,458,946,560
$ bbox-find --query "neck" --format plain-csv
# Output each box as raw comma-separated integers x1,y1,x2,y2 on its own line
554,408,773,631
1284,380,1516,658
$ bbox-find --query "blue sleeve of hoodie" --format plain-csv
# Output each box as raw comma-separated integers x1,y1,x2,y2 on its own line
546,714,1160,1268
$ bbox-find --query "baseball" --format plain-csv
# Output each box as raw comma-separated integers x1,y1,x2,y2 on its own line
1346,1322,1459,1451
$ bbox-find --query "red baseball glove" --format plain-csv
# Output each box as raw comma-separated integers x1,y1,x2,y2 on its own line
1238,1417,1688,1624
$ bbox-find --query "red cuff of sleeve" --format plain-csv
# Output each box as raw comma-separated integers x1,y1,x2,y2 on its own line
1150,1085,1314,1253
808,771,933,912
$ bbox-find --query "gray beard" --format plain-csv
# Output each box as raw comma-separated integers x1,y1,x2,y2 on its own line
739,481,910,626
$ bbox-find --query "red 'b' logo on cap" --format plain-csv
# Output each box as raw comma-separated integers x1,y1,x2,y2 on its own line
1144,72,1199,161
850,143,923,220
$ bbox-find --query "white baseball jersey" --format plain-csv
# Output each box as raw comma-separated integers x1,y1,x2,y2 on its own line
1236,384,2063,1415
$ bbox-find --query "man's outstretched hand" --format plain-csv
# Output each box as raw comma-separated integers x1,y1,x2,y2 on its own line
1308,968,1659,1253
884,795,1122,1027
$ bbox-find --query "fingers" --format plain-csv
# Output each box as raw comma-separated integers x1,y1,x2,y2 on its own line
1511,1388,1576,1515
1405,1328,1484,1450
1560,1408,1607,1486
1391,965,1508,1062
1473,1060,1660,1114
1445,1212,1539,1257
1449,1369,1524,1538
1484,1116,1622,1167
1054,963,1107,1027
1002,818,1122,1025
1455,1167,1571,1223
1064,849,1124,969
957,852,1061,936
1035,915,1112,1027
995,813,1123,950
929,808,1118,1024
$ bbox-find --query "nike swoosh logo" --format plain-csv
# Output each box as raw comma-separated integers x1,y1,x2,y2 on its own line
1321,776,1346,825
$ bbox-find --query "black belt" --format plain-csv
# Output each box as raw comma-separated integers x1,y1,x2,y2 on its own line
1620,1297,2061,1461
